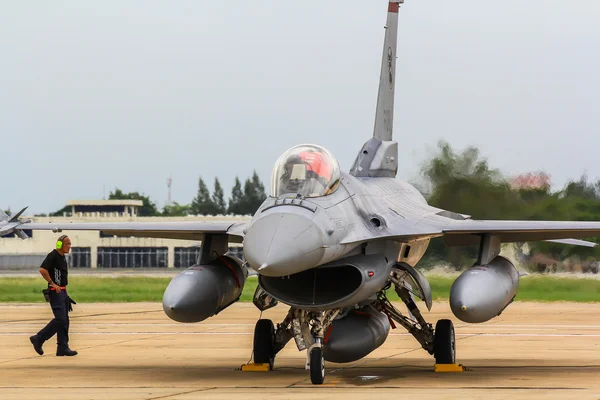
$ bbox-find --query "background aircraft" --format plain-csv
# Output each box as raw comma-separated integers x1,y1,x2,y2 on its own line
2,0,600,385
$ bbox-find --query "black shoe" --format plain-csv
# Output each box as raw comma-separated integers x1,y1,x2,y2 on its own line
29,335,44,356
56,348,78,357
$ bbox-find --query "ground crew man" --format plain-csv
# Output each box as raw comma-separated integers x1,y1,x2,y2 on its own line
29,235,78,356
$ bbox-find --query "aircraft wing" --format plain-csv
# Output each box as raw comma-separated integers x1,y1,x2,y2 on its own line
441,220,600,246
0,218,248,243
341,216,600,247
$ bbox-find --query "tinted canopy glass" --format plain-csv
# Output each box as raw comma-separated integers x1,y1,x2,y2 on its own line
271,144,341,198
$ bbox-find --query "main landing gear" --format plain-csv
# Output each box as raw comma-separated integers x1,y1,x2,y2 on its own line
253,319,276,369
375,263,456,365
434,319,456,364
247,267,457,385
250,300,456,385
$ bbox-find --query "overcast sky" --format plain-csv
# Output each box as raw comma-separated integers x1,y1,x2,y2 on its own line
2,0,599,215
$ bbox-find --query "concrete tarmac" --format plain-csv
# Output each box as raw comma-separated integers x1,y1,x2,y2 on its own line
0,301,598,400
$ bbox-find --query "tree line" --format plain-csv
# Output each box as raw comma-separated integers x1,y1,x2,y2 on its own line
419,141,600,269
49,171,267,217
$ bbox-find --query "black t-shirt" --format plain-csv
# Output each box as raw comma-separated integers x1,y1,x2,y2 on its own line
40,249,68,287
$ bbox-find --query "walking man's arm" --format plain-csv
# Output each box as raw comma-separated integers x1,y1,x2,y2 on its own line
39,268,61,293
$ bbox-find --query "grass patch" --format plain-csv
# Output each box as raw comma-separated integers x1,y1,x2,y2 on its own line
0,276,258,303
0,275,598,303
515,275,600,302
0,277,173,302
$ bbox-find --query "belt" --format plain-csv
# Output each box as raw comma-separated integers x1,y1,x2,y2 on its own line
50,286,67,291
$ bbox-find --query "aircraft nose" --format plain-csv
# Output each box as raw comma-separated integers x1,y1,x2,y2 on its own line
244,210,325,277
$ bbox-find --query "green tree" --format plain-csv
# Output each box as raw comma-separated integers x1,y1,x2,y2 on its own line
241,171,267,215
50,205,71,217
421,141,519,220
162,202,191,216
562,173,600,200
227,177,244,215
419,141,520,268
522,174,600,261
211,178,227,215
109,189,160,216
190,177,215,216
418,142,600,269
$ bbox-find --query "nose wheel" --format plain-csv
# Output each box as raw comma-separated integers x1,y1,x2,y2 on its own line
434,319,456,364
253,319,276,369
308,339,325,384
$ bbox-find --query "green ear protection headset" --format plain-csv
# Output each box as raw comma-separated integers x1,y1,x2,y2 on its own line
56,235,68,250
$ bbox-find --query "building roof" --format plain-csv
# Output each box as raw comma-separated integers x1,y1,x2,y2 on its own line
66,200,143,207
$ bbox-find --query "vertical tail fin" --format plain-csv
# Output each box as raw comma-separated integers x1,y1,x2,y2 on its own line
373,1,401,141
350,1,403,178
8,207,28,223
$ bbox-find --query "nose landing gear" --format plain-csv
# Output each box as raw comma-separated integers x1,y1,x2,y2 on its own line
307,339,325,384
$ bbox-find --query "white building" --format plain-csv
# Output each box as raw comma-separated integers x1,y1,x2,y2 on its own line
0,200,249,270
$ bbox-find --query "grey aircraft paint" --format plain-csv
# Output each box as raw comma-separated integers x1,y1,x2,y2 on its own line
3,0,599,384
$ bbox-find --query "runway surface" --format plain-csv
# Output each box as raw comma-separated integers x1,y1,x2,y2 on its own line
0,301,598,400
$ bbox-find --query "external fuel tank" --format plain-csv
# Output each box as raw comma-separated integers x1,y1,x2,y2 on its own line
450,256,519,323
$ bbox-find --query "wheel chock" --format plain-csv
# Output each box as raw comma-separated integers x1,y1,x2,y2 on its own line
240,363,271,372
434,363,469,372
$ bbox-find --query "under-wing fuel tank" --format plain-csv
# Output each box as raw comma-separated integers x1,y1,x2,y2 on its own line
449,255,519,323
323,305,391,363
162,255,247,323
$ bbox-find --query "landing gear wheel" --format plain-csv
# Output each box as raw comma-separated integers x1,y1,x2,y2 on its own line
253,319,275,369
309,346,325,385
434,319,456,364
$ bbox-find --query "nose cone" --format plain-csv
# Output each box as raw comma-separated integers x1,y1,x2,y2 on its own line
244,210,325,277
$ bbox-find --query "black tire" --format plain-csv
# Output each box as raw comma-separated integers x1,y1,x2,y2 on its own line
310,346,325,385
253,319,275,368
434,319,456,364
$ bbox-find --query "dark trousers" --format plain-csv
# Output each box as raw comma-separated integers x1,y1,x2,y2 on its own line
37,290,69,348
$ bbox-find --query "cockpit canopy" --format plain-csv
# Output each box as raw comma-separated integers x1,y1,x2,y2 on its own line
271,144,341,198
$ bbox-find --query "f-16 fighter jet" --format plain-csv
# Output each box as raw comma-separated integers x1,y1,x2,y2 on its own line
3,0,599,385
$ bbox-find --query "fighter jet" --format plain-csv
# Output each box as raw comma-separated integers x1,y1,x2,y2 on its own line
2,0,600,385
